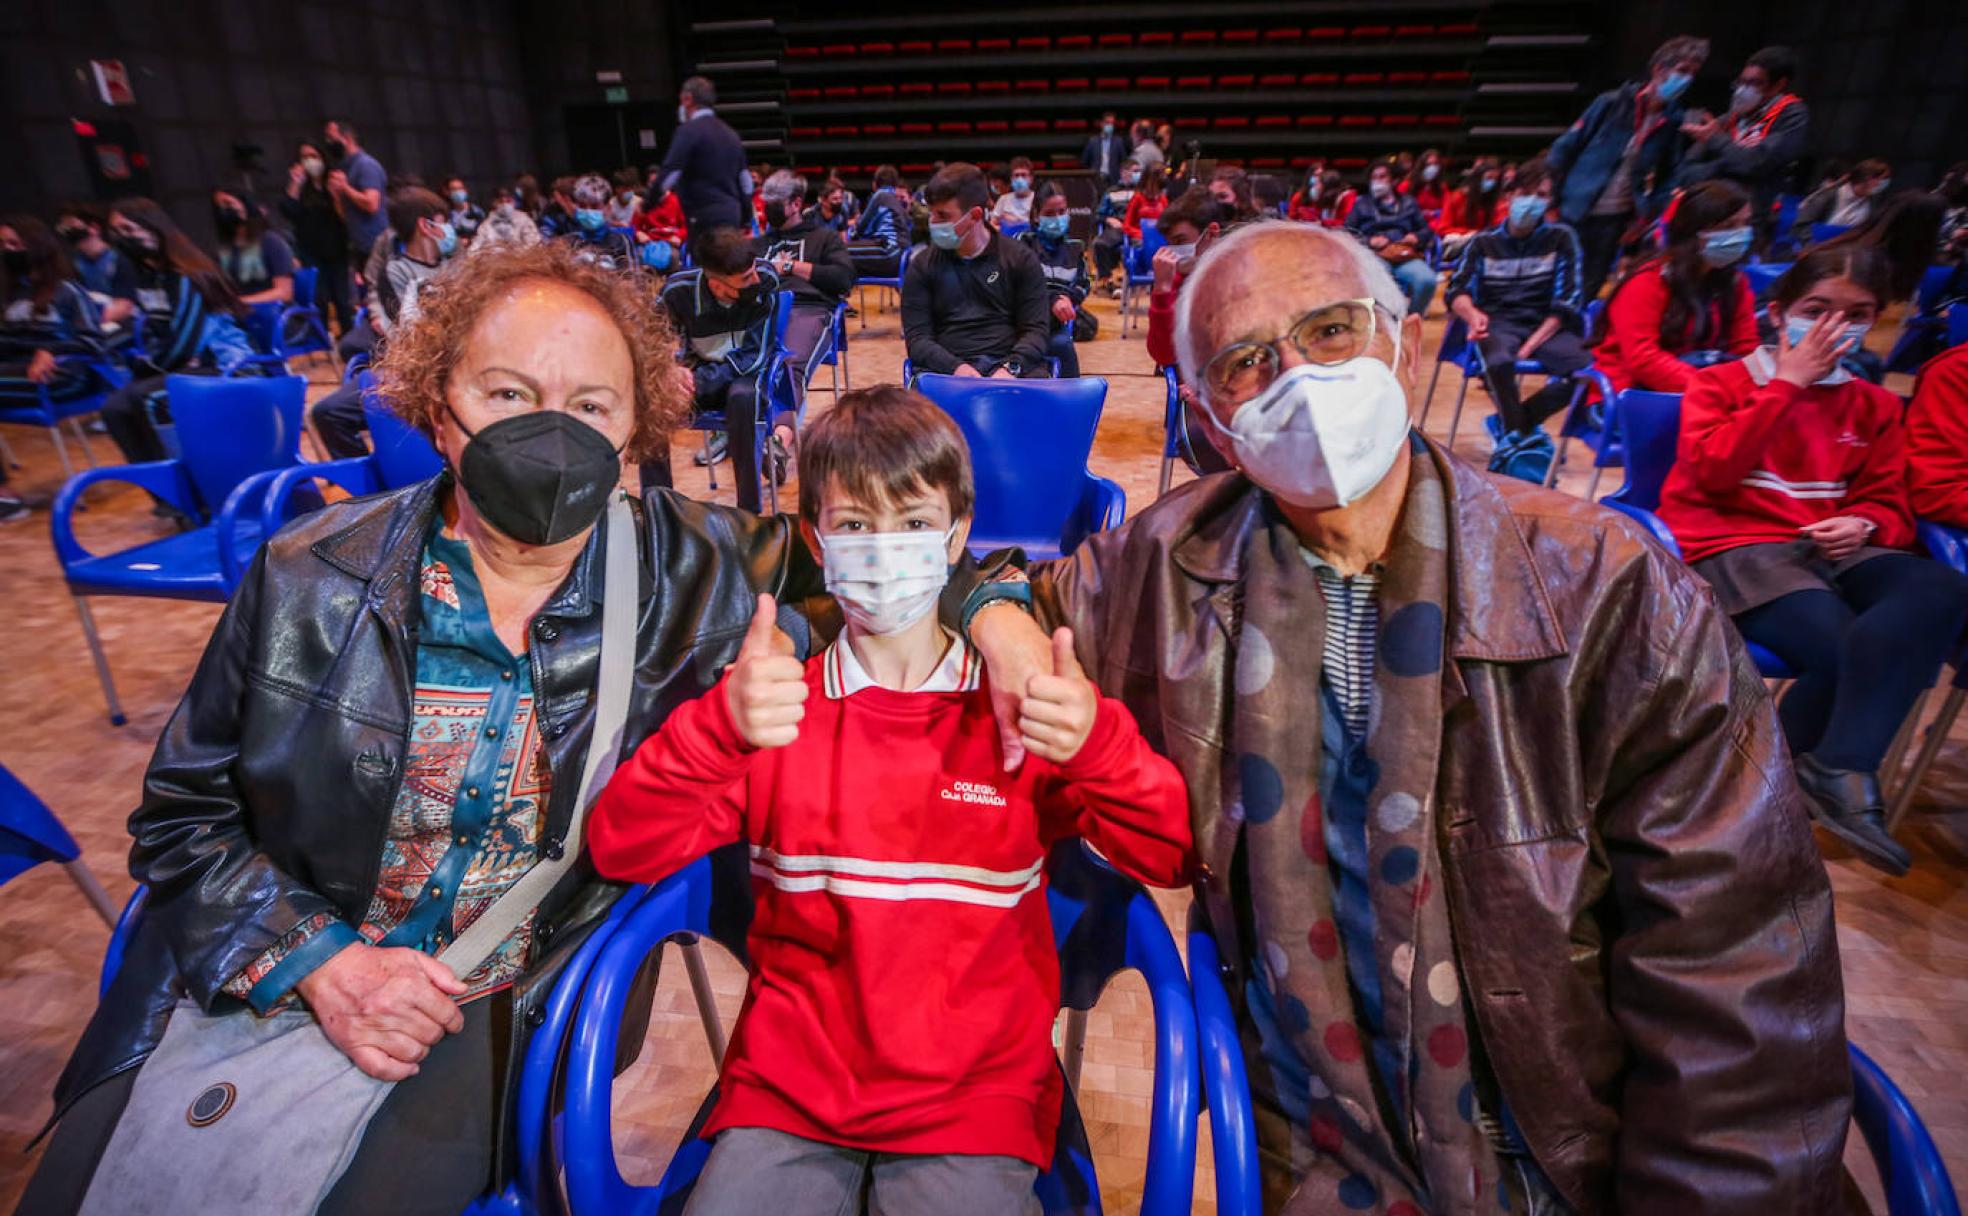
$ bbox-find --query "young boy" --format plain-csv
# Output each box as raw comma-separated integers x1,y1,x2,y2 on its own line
589,386,1192,1214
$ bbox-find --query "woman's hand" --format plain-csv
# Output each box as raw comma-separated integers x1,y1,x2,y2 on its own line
1774,311,1846,388
1801,516,1873,561
295,942,468,1081
725,594,807,749
1019,629,1098,763
25,350,57,384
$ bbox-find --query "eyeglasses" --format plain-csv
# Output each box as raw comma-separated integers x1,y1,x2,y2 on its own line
1200,298,1379,400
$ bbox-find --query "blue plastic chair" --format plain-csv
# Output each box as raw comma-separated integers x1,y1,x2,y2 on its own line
1157,365,1187,497
254,372,444,536
0,763,119,927
1419,316,1599,451
52,373,309,724
856,245,911,330
914,373,1125,560
1744,261,1791,299
807,297,851,395
1809,222,1853,246
528,840,1199,1216
0,354,122,481
1190,920,1960,1214
688,291,798,514
98,885,149,998
281,266,338,368
1120,226,1167,339
1884,267,1966,374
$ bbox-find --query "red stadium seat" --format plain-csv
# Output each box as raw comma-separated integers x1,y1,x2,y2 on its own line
1352,25,1392,38
1302,72,1339,86
1137,75,1172,89
1430,70,1472,83
1382,115,1419,127
1176,75,1211,90
823,86,857,99
862,83,895,98
977,37,1011,51
1395,24,1436,37
1015,80,1050,93
1251,156,1286,167
1263,28,1303,43
795,165,823,176
1388,71,1428,84
1344,72,1386,85
1053,119,1082,131
1014,119,1049,132
1015,36,1050,50
1339,115,1377,127
899,83,933,96
899,40,932,54
937,121,972,134
1095,77,1130,91
1306,26,1345,40
1438,22,1480,35
822,43,856,56
785,45,819,59
861,42,893,56
864,124,896,135
1223,29,1259,44
977,120,1009,132
788,87,820,101
1254,115,1292,128
978,80,1011,93
1296,115,1334,127
937,39,971,52
1425,114,1461,126
1056,77,1090,91
825,125,858,136
1138,31,1173,47
1259,73,1296,88
1057,34,1092,51
1213,116,1251,129
790,127,822,138
1219,73,1255,89
1179,31,1216,45
902,163,935,174
1333,157,1369,170
901,123,933,135
936,82,973,94
1098,33,1132,48
1174,116,1208,130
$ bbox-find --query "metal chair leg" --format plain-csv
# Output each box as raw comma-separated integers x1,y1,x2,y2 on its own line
73,596,127,726
1158,452,1175,498
0,430,19,470
48,424,76,480
1880,688,1930,792
1060,1007,1089,1094
1444,378,1472,448
68,417,100,468
702,431,718,492
680,937,727,1065
1420,359,1446,429
1886,684,1965,833
1585,466,1605,501
64,860,120,927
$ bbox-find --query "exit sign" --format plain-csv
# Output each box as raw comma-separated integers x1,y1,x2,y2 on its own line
604,85,629,104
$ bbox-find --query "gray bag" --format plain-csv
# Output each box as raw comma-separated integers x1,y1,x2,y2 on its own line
79,494,640,1216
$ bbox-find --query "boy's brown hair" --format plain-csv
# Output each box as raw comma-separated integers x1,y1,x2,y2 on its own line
798,385,974,522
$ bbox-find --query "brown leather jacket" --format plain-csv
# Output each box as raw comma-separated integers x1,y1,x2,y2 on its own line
1024,443,1851,1214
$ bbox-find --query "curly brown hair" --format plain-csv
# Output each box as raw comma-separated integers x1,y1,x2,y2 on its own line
374,240,685,463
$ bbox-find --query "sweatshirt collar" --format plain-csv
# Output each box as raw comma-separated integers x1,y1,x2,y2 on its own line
823,635,981,699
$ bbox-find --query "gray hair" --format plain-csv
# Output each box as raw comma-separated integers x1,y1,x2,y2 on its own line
761,169,808,206
1172,221,1409,395
681,76,716,107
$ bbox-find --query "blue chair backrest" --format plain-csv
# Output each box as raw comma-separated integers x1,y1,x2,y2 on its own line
1602,390,1682,513
914,375,1109,553
1951,304,1968,349
241,302,284,354
357,373,445,487
1809,222,1851,246
292,264,318,309
0,763,82,887
1436,315,1471,364
773,290,793,353
1916,264,1958,315
165,373,307,515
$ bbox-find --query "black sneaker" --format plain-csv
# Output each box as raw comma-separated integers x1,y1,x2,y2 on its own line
693,431,729,467
1793,754,1912,876
0,493,28,523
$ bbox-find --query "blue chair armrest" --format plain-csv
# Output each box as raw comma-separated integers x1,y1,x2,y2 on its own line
1601,501,1684,561
214,468,287,591
255,458,380,539
1917,519,1968,576
1083,474,1126,534
52,462,197,568
1125,891,1200,1216
1850,1043,1963,1216
1188,921,1261,1216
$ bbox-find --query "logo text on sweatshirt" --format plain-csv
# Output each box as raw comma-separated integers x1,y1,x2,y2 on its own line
940,779,1007,808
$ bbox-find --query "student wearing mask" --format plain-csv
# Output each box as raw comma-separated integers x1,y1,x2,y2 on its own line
1127,120,1165,172
1442,158,1589,480
603,168,642,229
1081,111,1131,186
1091,159,1138,286
902,162,1050,380
1658,245,1968,874
991,158,1038,229
278,141,353,334
658,226,785,506
1794,159,1891,244
1438,159,1504,257
1286,164,1327,224
1676,46,1811,244
756,170,857,402
472,183,543,252
537,177,578,239
564,174,638,274
1345,160,1439,316
210,190,295,306
0,215,106,520
1904,343,1968,530
633,186,689,273
658,76,753,235
444,177,485,242
1590,180,1758,398
848,164,910,280
321,119,388,289
53,203,135,305
1401,148,1451,217
1019,183,1092,378
1547,36,1709,300
810,177,852,234
1206,167,1259,223
1121,165,1167,242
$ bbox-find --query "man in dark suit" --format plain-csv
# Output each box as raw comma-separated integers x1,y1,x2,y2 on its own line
1079,111,1133,187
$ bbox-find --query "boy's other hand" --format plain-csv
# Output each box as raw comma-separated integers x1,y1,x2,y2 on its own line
1019,628,1098,764
726,593,807,749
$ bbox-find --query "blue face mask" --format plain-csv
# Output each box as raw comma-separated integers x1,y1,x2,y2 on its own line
434,221,458,257
1102,122,1114,135
1037,214,1069,239
1507,194,1546,230
450,188,469,204
1700,226,1754,267
1783,314,1872,356
1656,70,1693,102
929,220,962,251
639,240,673,271
1481,175,1498,192
575,208,605,231
1012,176,1031,194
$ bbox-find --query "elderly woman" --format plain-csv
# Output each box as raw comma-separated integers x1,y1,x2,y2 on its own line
24,240,831,1214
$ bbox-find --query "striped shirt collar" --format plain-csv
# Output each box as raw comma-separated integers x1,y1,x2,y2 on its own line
823,634,982,699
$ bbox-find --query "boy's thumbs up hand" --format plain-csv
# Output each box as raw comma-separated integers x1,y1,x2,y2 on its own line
726,593,807,749
1017,628,1099,764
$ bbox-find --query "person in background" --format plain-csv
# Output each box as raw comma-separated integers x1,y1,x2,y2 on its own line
660,76,753,235
1122,164,1167,243
1345,159,1439,316
1905,342,1968,530
847,165,909,280
54,202,135,307
991,158,1037,229
1250,174,1288,220
322,118,388,293
1658,245,1968,875
756,169,856,404
564,174,638,273
515,173,545,219
1286,164,1327,223
634,185,689,274
310,187,455,460
1547,35,1709,301
0,216,106,520
1091,158,1138,287
1793,158,1890,244
1021,182,1091,378
604,168,642,229
1082,111,1131,186
810,177,852,234
96,199,253,487
1815,191,1945,304
659,225,785,506
1438,159,1504,258
1676,46,1811,245
279,141,353,334
902,162,1050,380
210,190,295,306
1401,148,1451,217
1590,179,1758,401
1304,170,1356,228
1128,120,1164,172
1207,166,1259,223
1443,157,1589,479
472,183,542,252
1937,162,1968,262
444,176,485,243
538,176,578,239
1144,190,1237,478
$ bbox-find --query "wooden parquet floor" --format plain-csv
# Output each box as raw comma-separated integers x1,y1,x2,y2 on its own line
1,286,1962,1213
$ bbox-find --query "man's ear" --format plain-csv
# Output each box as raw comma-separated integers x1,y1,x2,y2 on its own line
1398,311,1423,407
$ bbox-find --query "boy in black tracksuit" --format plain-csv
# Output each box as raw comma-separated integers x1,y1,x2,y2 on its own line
1019,184,1091,378
755,171,857,404
849,167,910,279
904,162,1050,380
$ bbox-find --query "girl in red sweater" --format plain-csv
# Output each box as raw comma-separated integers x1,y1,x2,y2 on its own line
1905,343,1968,528
1657,246,1968,874
1590,180,1759,398
590,387,1193,1212
1438,160,1503,258
1121,164,1167,241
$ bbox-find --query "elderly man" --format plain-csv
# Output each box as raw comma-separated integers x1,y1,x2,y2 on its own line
966,222,1850,1213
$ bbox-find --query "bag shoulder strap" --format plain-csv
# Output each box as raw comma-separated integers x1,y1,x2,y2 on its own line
437,493,638,978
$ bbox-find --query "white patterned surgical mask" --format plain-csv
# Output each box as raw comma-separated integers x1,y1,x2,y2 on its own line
820,526,957,636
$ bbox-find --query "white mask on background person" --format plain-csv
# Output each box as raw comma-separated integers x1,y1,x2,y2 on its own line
1201,342,1411,511
820,526,957,636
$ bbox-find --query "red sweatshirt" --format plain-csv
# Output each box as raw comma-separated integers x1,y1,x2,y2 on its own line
1906,345,1968,529
1592,258,1759,398
635,192,688,245
1123,192,1166,241
588,640,1193,1167
1657,355,1914,563
1146,268,1187,368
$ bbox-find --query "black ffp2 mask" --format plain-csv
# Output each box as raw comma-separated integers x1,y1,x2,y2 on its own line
449,408,622,546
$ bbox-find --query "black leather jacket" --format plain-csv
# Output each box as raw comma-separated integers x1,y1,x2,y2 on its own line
53,476,828,1130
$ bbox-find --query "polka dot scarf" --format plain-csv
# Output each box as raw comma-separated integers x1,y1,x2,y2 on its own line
1231,450,1508,1215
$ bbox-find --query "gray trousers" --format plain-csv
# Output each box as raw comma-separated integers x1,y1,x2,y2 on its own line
683,1126,1040,1216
